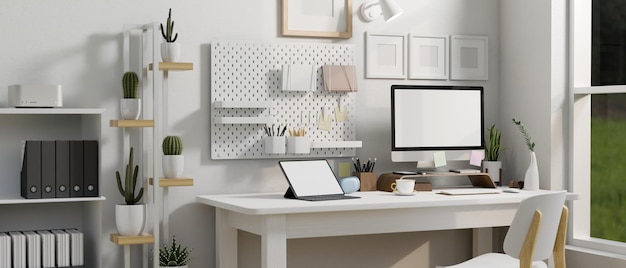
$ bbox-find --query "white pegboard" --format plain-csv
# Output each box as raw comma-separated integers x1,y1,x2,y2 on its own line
211,40,358,159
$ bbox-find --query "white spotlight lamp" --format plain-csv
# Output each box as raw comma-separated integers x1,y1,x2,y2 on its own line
360,0,404,22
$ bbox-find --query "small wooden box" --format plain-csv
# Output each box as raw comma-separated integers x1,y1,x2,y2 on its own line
377,173,433,192
353,172,377,191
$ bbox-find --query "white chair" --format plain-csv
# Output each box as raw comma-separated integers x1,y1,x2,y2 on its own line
437,191,568,268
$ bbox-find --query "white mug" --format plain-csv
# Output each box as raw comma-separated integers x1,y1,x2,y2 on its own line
391,179,415,194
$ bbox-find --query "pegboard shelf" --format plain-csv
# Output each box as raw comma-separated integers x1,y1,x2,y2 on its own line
214,101,273,109
311,141,363,149
211,40,357,159
214,117,274,124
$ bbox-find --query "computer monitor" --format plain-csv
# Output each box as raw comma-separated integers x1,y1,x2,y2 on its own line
391,85,484,169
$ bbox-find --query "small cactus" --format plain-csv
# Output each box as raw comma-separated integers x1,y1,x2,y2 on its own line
116,147,144,205
160,8,178,43
122,72,139,99
162,136,183,155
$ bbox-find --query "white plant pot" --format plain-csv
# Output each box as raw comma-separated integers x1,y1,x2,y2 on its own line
161,43,181,62
163,155,184,178
482,160,502,185
115,204,146,236
120,99,141,120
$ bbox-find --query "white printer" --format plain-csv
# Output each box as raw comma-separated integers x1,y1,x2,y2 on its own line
8,84,63,108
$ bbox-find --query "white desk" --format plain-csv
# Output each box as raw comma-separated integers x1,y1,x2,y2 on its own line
197,190,569,268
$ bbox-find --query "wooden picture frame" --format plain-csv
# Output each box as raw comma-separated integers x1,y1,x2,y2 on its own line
408,34,448,80
281,0,353,39
365,32,406,79
450,35,488,80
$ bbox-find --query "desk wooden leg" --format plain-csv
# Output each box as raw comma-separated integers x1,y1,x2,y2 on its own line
261,215,287,268
216,208,238,268
473,227,493,256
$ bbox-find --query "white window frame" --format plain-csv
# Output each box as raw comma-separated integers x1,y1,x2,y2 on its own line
570,0,626,256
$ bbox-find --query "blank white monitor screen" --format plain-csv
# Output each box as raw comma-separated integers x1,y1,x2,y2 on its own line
391,85,484,162
279,160,345,197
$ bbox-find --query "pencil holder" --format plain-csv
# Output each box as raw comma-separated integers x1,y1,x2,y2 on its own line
353,172,377,191
264,136,286,154
287,136,310,154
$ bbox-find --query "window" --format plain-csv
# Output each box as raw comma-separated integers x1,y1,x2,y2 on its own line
571,0,626,254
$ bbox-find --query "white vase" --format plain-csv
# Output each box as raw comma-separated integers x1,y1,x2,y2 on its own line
120,99,141,120
163,155,184,178
115,204,146,236
161,43,181,62
524,151,539,190
482,160,502,185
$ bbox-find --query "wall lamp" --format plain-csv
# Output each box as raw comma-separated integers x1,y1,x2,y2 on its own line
359,0,404,23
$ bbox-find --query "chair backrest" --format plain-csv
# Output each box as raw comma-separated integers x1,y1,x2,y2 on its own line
503,191,567,261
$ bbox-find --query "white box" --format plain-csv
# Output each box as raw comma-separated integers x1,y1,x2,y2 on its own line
8,84,63,108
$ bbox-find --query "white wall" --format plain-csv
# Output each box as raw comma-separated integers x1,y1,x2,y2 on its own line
0,0,500,267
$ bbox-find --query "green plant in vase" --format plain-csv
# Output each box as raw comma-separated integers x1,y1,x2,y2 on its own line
120,71,141,120
162,136,184,178
159,8,181,62
483,124,505,185
114,147,146,236
512,118,539,190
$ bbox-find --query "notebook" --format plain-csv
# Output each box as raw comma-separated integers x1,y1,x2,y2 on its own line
279,159,360,201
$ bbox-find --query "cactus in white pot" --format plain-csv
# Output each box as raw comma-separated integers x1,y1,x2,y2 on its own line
120,71,141,120
162,136,184,178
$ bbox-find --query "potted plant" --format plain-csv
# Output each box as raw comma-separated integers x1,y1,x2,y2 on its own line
120,71,141,120
512,118,538,190
159,236,192,268
115,147,146,236
162,136,184,178
483,124,504,185
160,8,180,62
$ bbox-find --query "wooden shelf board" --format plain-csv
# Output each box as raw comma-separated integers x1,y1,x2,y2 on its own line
110,233,155,245
148,62,193,71
149,178,194,187
110,120,154,128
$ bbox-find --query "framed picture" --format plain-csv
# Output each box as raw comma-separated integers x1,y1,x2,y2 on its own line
281,0,352,39
365,32,406,79
450,35,488,80
408,34,448,80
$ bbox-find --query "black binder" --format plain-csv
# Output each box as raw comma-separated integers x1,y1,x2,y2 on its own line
21,140,42,199
41,140,56,198
83,140,99,197
55,140,70,198
69,141,84,197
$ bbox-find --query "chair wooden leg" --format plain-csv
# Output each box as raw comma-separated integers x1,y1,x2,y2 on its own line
520,210,542,268
553,206,569,268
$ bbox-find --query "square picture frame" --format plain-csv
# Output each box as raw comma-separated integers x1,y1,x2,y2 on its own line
365,32,406,79
408,34,448,80
281,0,352,39
450,35,488,80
